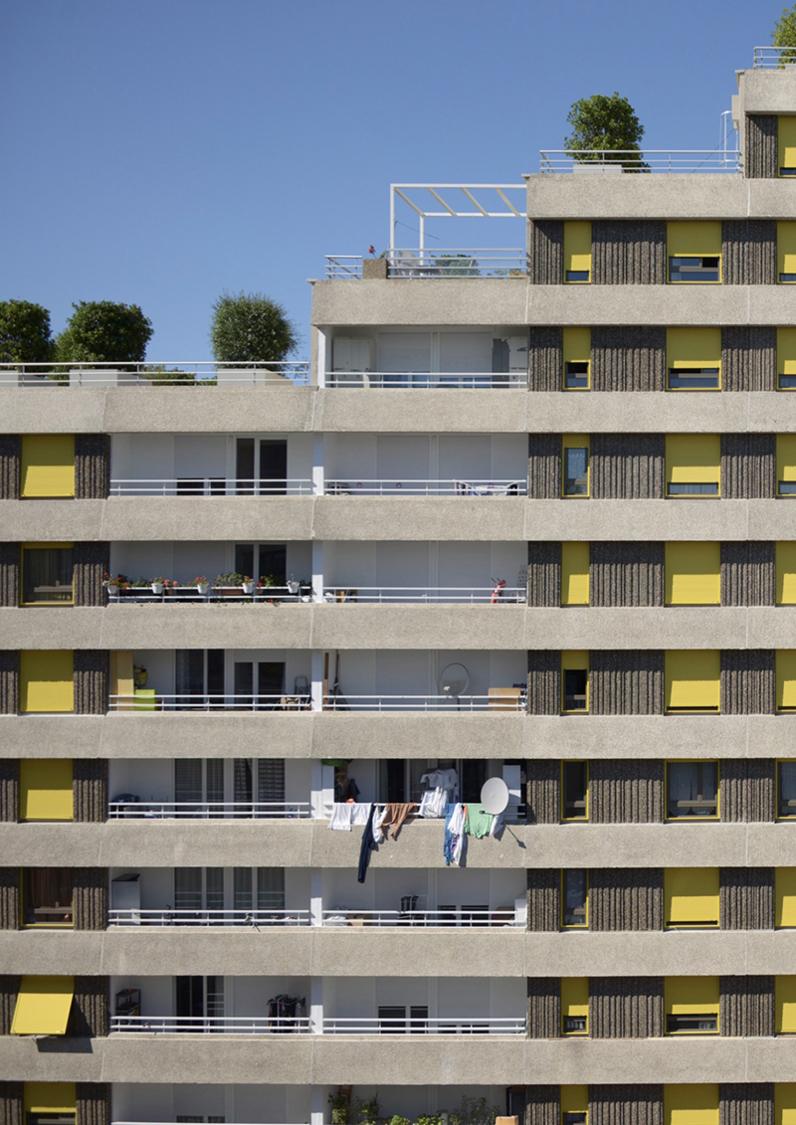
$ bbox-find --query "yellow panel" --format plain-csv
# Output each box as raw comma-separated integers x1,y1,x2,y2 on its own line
10,976,74,1035
664,1085,719,1125
665,976,719,1014
24,1084,76,1114
561,650,589,671
780,118,796,173
665,868,719,927
561,543,590,605
563,222,592,281
777,543,796,604
779,224,796,280
20,650,74,714
19,760,73,822
665,543,720,605
666,328,721,368
665,650,720,712
777,976,796,1033
20,435,75,499
563,328,591,363
561,1087,588,1114
665,434,721,489
776,1083,796,1125
778,650,796,711
778,435,796,491
777,869,796,928
667,222,721,257
561,977,589,1024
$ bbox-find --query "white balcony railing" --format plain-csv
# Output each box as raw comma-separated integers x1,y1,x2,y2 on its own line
109,478,313,496
324,478,526,496
388,249,527,278
322,908,522,927
321,586,526,604
107,585,309,603
322,1016,526,1034
325,255,364,279
539,149,741,173
108,800,310,818
322,694,525,712
108,908,310,926
0,361,310,385
326,371,526,389
111,1015,311,1034
108,693,311,712
753,46,796,67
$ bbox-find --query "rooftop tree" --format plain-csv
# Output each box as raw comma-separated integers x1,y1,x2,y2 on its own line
564,92,647,170
210,291,298,364
53,301,152,365
0,299,53,364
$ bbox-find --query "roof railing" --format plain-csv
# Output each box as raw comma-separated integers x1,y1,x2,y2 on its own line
753,46,796,67
539,150,741,173
0,361,309,386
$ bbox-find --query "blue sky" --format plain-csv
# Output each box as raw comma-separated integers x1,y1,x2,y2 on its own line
1,0,776,358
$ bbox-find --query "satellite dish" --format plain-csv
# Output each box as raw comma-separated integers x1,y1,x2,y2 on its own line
439,663,470,698
480,777,510,815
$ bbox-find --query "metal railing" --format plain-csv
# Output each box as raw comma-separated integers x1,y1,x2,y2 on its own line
109,478,314,496
0,361,310,385
108,693,312,712
388,249,526,277
321,908,522,927
107,585,309,603
324,478,526,496
325,371,526,389
321,586,526,604
111,1014,311,1034
325,255,363,279
753,46,796,67
322,1016,525,1035
108,908,310,926
108,800,310,818
539,150,741,173
322,694,525,712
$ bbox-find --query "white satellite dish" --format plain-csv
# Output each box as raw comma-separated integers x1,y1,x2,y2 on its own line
480,777,510,815
439,663,470,698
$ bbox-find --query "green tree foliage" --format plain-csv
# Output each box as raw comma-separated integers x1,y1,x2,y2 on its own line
210,291,298,363
773,4,796,63
53,301,152,364
564,92,647,170
0,300,53,364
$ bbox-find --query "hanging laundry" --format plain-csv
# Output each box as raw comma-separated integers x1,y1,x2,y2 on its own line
267,993,306,1032
328,804,354,831
379,802,416,838
358,804,377,883
351,802,371,826
443,802,466,867
372,804,387,844
418,787,448,819
464,802,493,839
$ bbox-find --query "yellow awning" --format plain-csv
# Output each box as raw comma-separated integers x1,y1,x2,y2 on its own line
11,976,74,1035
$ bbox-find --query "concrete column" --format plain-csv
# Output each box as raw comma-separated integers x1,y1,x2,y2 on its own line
312,541,325,603
310,868,323,927
311,649,325,712
316,330,327,389
310,759,325,816
311,1086,326,1125
310,976,324,1036
312,434,325,496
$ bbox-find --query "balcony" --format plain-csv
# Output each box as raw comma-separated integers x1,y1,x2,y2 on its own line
108,800,311,818
325,249,527,280
108,907,309,926
108,694,312,711
109,478,313,497
321,694,525,712
111,1014,312,1034
326,372,526,389
321,1016,525,1034
323,479,526,496
0,361,310,387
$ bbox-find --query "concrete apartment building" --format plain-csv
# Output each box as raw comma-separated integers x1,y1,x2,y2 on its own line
5,45,796,1125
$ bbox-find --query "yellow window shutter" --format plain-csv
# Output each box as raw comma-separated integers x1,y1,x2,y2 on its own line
24,1084,76,1114
777,976,796,1033
666,328,722,368
667,222,722,258
779,118,796,174
665,976,719,1021
19,760,73,821
778,435,796,496
20,435,75,499
779,327,796,388
560,1087,589,1115
665,650,720,712
561,650,589,712
776,1083,796,1125
561,977,589,1035
777,543,796,604
664,1085,719,1125
665,868,719,927
777,868,796,928
665,543,721,605
665,435,721,496
777,651,796,712
561,543,590,605
779,226,796,284
563,222,592,282
20,651,74,713
562,327,591,388
11,976,74,1035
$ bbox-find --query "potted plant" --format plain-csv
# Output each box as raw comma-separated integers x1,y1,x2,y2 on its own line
103,573,131,597
213,571,244,598
241,574,255,595
151,576,166,595
190,576,210,596
328,1092,350,1125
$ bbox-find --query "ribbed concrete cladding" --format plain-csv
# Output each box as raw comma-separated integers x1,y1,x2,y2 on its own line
746,114,779,178
0,975,108,1037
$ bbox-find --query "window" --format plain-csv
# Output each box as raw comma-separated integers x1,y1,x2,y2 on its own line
562,327,591,389
176,976,224,1029
667,222,721,283
23,869,73,927
777,869,796,928
778,435,796,497
665,976,719,1034
377,1005,428,1033
563,222,591,283
777,650,796,712
560,1086,588,1125
234,543,287,589
175,650,225,709
665,435,721,498
779,763,796,818
19,760,73,822
666,762,719,818
562,869,588,928
24,1083,76,1125
666,328,721,390
779,327,796,387
777,543,796,604
561,651,589,712
20,651,74,713
235,437,288,495
664,1085,719,1125
779,118,796,177
562,435,590,497
665,651,720,713
777,977,796,1033
665,868,719,928
561,978,588,1036
20,545,74,606
20,435,75,499
775,1083,796,1125
561,543,589,605
664,543,720,605
562,761,588,820
11,976,74,1036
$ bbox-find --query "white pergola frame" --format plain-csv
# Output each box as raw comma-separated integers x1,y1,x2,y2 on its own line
389,184,526,250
